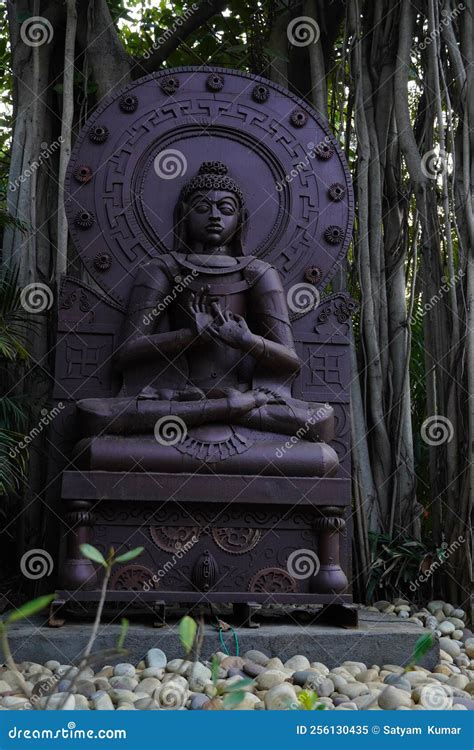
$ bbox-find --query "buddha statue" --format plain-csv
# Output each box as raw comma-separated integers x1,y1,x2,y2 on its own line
76,161,339,477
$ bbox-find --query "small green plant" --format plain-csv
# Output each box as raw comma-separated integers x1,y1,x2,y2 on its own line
177,616,254,709
296,689,326,710
179,615,197,655
206,653,254,708
0,554,136,710
0,594,55,697
80,543,143,657
367,532,443,602
0,265,32,497
405,632,435,671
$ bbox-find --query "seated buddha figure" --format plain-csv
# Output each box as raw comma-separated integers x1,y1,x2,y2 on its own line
76,161,339,477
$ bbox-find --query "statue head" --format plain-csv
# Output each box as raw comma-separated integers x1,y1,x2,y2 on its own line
174,161,247,255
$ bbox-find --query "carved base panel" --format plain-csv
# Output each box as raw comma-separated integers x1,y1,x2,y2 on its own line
58,473,353,611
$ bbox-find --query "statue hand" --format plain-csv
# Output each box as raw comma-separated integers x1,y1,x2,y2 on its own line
188,286,215,342
210,304,252,349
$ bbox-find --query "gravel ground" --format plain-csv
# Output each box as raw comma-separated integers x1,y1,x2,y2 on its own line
1,599,473,710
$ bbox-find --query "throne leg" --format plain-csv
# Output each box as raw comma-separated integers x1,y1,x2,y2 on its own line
48,598,66,628
60,500,97,590
233,602,261,628
152,601,166,628
317,604,358,628
311,506,348,595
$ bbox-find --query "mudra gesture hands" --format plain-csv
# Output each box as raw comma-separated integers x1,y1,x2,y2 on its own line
189,285,251,350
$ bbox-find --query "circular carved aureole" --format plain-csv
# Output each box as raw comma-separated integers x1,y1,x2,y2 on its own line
64,67,354,306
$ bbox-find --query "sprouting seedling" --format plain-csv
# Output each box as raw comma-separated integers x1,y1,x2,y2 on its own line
220,678,255,709
179,615,197,655
0,594,55,698
116,618,129,651
405,632,435,671
297,689,326,710
206,653,254,708
80,543,143,658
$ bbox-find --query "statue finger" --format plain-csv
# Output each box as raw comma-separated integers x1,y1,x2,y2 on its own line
188,292,196,313
195,287,204,307
211,301,226,322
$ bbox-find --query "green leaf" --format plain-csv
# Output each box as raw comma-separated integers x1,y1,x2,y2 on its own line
116,618,129,650
298,689,320,710
115,547,144,564
407,632,435,667
225,678,254,692
6,594,55,624
222,690,246,708
179,615,197,654
80,544,106,567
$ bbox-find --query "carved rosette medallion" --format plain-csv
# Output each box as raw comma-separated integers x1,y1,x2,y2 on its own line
88,124,108,143
150,525,200,553
248,567,298,594
74,165,93,183
206,73,224,91
110,565,157,591
212,527,261,554
119,94,138,112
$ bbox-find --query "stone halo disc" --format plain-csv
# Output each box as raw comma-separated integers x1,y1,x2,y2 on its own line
65,66,354,308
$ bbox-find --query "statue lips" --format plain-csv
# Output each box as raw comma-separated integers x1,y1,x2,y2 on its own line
206,222,223,236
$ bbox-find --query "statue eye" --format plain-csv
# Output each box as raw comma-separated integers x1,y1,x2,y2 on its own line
193,202,210,214
219,203,236,215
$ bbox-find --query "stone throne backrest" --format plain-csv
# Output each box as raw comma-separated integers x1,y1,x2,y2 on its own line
52,67,354,480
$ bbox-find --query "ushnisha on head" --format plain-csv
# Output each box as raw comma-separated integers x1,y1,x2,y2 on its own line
174,161,248,254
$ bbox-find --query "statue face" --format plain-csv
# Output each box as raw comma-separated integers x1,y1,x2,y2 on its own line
184,190,240,249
